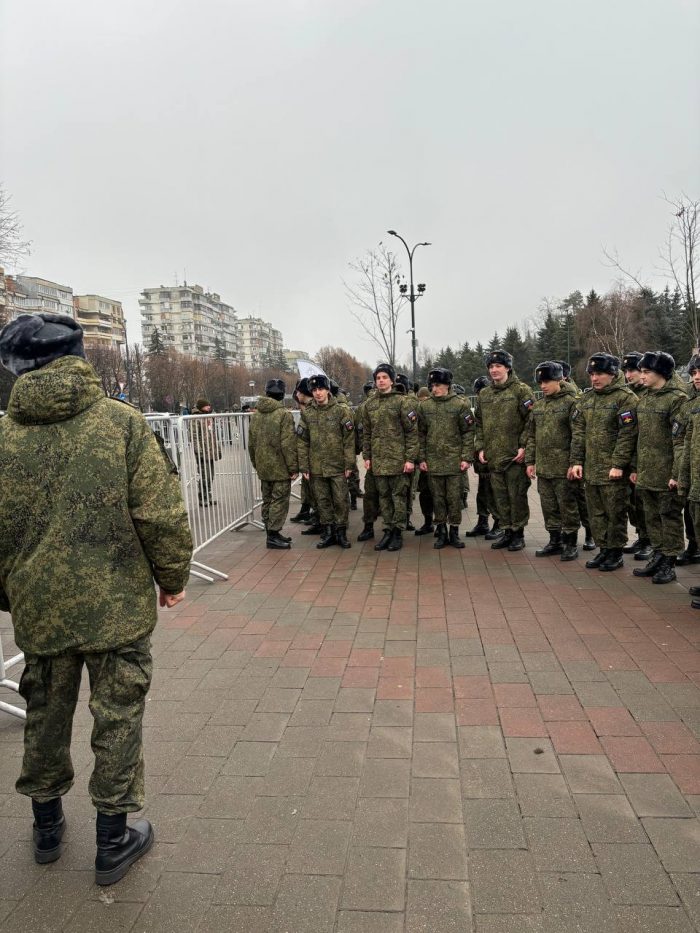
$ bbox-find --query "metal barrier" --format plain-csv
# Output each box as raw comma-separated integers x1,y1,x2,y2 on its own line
0,635,25,720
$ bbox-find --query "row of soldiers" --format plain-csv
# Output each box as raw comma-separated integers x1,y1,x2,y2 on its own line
247,349,700,610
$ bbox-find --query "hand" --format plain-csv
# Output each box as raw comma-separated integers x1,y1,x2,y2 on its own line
526,464,536,480
364,459,371,471
403,461,415,474
419,461,429,472
478,450,487,464
303,472,310,481
609,468,623,480
159,588,185,609
460,461,469,472
630,472,637,484
513,448,525,464
669,478,678,490
290,473,299,481
344,469,352,478
571,465,583,481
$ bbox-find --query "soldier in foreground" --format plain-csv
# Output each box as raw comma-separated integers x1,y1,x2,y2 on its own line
290,378,316,525
570,353,638,571
418,368,473,548
621,352,652,560
466,375,498,538
0,313,192,884
356,381,380,541
474,350,534,551
525,361,580,560
248,378,299,550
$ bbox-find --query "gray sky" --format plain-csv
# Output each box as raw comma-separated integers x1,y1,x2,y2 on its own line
2,0,698,366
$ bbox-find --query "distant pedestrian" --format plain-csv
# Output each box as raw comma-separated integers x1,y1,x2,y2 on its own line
191,397,221,507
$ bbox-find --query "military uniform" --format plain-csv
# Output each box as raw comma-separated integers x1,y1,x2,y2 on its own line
248,396,298,534
0,356,192,813
418,392,474,526
297,395,356,528
625,379,650,551
679,389,700,580
362,390,419,533
474,373,534,535
570,372,638,552
191,403,221,506
354,393,380,537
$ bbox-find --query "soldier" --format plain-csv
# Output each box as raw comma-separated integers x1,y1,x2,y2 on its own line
414,386,435,536
621,351,653,560
474,350,534,551
466,375,498,538
629,352,686,583
356,381,381,541
418,368,474,548
191,397,221,507
452,383,470,510
0,313,192,884
525,361,580,560
677,361,700,567
362,362,419,552
679,354,700,608
290,378,316,525
248,378,299,550
554,361,594,548
554,359,580,394
331,380,362,511
570,353,638,571
395,372,420,530
297,374,356,549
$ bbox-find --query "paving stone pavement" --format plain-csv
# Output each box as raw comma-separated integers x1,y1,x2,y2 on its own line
2,489,700,931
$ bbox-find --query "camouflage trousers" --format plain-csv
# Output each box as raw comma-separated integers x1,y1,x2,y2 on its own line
585,482,629,549
417,471,433,522
312,474,349,526
573,479,591,531
639,487,684,557
429,473,466,525
475,470,495,519
17,636,152,814
490,462,530,532
347,466,362,499
375,473,409,530
362,470,380,524
196,456,216,504
405,469,420,524
261,479,292,532
537,476,580,534
688,500,700,549
627,481,648,539
301,475,316,510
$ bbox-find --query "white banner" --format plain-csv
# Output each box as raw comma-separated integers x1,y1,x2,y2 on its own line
296,359,327,379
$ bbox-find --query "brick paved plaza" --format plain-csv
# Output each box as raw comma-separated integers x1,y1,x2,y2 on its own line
2,491,700,931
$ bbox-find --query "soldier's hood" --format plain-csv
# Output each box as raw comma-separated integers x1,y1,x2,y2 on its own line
6,355,105,425
256,396,282,414
556,381,578,398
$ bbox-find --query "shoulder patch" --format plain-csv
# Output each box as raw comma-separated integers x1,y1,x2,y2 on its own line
672,420,684,437
571,408,579,420
295,424,307,437
463,412,475,427
344,419,354,432
618,409,636,427
406,409,417,422
522,398,534,411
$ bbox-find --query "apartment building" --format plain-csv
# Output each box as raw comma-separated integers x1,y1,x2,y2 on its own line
139,283,238,360
14,275,74,318
73,294,125,348
236,316,284,368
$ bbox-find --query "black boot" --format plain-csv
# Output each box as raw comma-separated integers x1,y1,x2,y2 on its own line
536,531,562,557
406,520,415,532
387,528,403,551
622,536,642,554
585,548,608,569
465,515,489,537
415,520,435,536
317,525,337,549
599,548,624,571
290,504,311,524
32,798,65,864
485,520,503,541
633,550,663,577
301,520,324,535
449,525,465,549
689,585,700,597
350,495,357,511
677,540,700,566
634,540,654,562
508,529,526,551
434,523,448,549
491,529,513,550
95,812,154,886
357,522,375,542
374,529,393,551
652,555,676,584
336,526,351,549
266,531,291,550
582,525,596,551
560,532,579,562
692,598,700,610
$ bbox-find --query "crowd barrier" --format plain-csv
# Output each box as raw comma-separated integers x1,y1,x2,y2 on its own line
0,635,25,720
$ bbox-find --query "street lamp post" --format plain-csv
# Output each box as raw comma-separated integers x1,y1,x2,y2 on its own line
387,230,431,386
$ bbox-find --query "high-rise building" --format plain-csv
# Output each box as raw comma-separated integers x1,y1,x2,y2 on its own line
14,275,74,318
73,294,125,348
139,283,238,361
236,316,284,368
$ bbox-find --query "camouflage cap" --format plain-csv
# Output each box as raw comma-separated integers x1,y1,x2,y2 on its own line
485,349,513,369
639,350,675,380
535,360,564,383
586,353,620,375
416,386,431,399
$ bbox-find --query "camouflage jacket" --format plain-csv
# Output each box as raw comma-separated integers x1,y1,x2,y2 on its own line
634,382,686,490
680,387,700,500
418,392,475,474
0,357,193,656
524,382,577,478
474,374,535,472
570,374,638,484
297,395,356,476
190,409,222,460
248,396,298,481
362,390,419,475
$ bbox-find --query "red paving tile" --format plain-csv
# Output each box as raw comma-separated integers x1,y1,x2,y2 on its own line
537,695,587,721
640,721,700,755
415,666,451,689
455,699,500,726
376,678,414,700
381,657,416,677
347,648,383,667
310,657,347,677
547,721,603,754
599,736,666,773
587,707,642,737
493,683,537,708
453,675,493,699
341,667,379,688
661,755,700,794
415,688,454,712
499,708,548,738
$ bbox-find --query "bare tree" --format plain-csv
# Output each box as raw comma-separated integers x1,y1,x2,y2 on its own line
0,185,31,270
659,193,699,349
576,286,645,358
344,244,407,365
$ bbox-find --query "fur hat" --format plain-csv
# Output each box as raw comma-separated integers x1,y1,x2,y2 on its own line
688,355,700,374
195,397,212,410
622,351,643,371
452,383,466,396
309,374,331,392
535,360,564,383
295,377,312,397
586,353,620,376
363,381,374,395
0,312,86,376
639,350,675,381
265,378,285,399
485,349,513,370
473,375,489,394
428,367,453,387
394,373,411,394
373,362,396,382
553,359,572,378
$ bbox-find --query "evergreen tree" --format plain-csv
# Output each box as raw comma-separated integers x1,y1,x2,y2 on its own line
147,326,167,356
213,336,228,362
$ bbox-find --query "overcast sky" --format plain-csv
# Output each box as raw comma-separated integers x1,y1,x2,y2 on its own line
2,0,698,365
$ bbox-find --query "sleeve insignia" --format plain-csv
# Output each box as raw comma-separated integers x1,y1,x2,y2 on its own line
407,409,417,422
571,408,579,420
295,424,306,437
523,398,534,411
672,420,683,437
344,419,354,432
618,410,636,426
463,413,475,427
